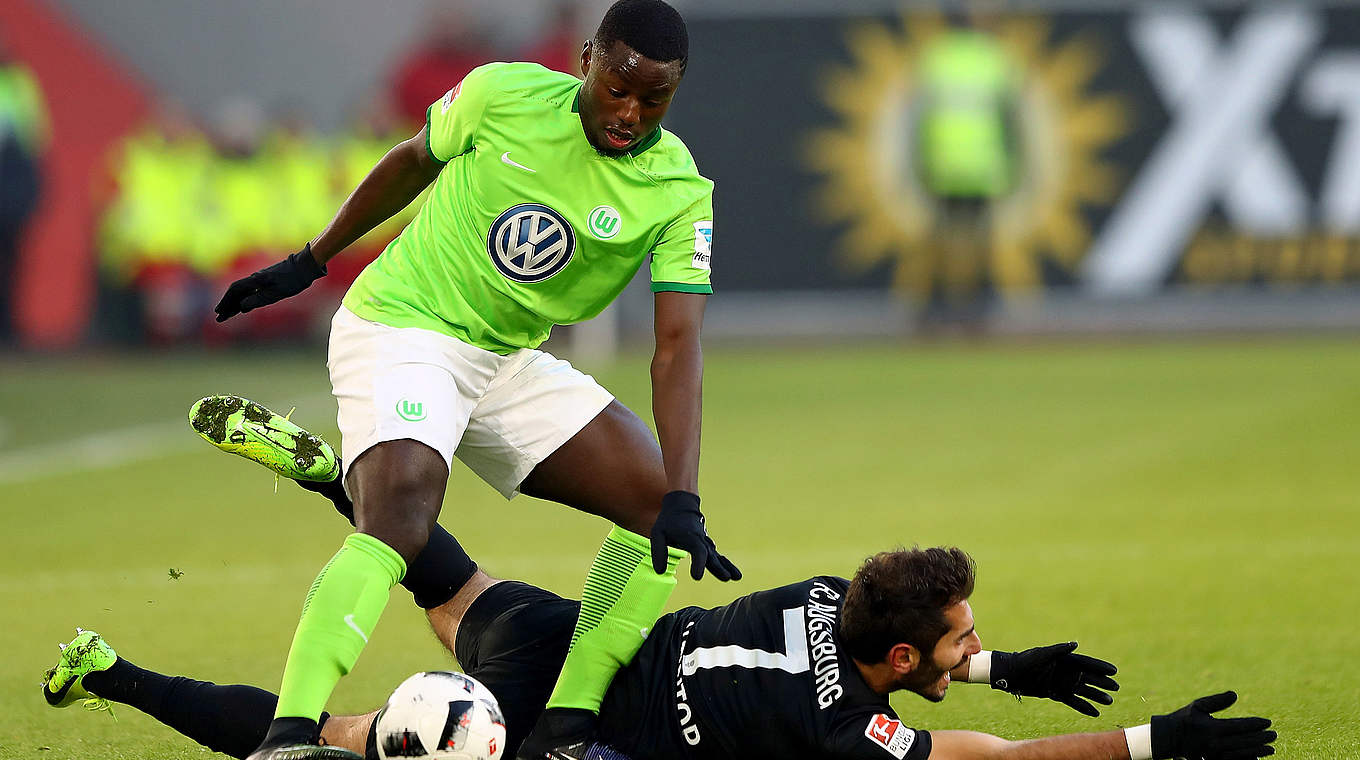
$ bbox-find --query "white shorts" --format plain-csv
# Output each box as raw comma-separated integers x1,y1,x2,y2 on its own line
327,305,614,498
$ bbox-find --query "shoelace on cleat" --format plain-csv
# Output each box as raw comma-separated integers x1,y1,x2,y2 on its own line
82,696,117,721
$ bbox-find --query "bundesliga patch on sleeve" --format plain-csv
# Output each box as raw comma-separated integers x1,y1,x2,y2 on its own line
864,714,916,759
692,221,713,270
440,81,463,114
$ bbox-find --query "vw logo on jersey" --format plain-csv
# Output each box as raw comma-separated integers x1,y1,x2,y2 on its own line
487,203,576,283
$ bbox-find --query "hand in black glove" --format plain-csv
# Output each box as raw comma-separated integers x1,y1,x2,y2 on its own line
214,244,327,322
649,491,741,582
989,642,1119,716
1151,691,1275,760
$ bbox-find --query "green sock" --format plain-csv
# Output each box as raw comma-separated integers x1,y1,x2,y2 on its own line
546,526,684,712
273,532,406,720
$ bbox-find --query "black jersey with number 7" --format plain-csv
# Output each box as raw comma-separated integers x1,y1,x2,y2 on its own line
597,576,933,760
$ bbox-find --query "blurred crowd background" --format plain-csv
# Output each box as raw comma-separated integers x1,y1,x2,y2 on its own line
2,0,1359,350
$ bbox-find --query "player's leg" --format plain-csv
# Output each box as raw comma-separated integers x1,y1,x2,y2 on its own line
190,394,480,611
457,356,686,757
254,439,440,754
518,401,666,533
423,568,504,652
429,577,583,759
39,629,362,759
252,307,486,757
319,713,379,758
516,402,685,755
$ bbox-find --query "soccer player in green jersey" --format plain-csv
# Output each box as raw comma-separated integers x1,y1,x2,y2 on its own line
210,2,738,759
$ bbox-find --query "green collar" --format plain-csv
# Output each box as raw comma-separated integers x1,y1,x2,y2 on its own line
571,87,663,157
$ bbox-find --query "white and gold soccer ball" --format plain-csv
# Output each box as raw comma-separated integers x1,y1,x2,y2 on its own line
375,671,507,760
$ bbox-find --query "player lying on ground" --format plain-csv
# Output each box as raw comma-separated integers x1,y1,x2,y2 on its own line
43,404,1274,760
44,548,1274,760
207,1,736,756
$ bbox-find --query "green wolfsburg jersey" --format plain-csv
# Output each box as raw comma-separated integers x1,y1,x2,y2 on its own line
343,62,715,353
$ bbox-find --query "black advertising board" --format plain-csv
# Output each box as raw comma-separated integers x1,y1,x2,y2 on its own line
666,5,1360,296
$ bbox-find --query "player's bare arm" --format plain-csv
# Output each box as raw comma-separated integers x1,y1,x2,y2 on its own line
214,125,443,321
929,690,1275,760
651,290,705,493
646,291,741,581
308,125,444,265
929,729,1132,760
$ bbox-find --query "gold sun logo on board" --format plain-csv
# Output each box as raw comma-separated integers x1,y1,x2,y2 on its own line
804,13,1130,297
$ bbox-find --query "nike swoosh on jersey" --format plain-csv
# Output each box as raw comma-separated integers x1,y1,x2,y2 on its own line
501,152,537,173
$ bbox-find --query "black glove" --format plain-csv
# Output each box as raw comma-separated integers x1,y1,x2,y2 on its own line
214,244,326,322
989,642,1119,716
649,491,741,582
1151,691,1275,760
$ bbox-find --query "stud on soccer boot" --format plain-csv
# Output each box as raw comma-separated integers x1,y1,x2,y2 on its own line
189,395,339,482
41,628,116,708
244,745,363,760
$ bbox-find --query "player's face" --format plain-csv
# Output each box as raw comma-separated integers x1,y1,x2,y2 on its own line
904,600,981,703
578,39,683,156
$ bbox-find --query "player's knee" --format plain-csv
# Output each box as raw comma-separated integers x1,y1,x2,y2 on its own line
617,488,665,536
350,460,445,561
357,516,434,564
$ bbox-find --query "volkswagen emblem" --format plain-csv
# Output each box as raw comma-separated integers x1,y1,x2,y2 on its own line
487,203,576,283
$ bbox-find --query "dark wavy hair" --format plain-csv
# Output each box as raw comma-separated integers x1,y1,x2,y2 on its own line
594,0,688,69
839,547,976,664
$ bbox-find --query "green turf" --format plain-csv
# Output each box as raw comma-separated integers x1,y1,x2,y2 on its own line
3,338,1357,758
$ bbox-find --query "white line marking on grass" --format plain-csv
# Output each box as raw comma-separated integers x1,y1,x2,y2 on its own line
0,419,189,485
0,394,333,485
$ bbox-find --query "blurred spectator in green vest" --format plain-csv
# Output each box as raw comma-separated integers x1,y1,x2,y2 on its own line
206,96,316,342
265,107,333,253
0,39,49,345
914,9,1020,328
201,97,273,276
95,101,213,344
97,102,210,284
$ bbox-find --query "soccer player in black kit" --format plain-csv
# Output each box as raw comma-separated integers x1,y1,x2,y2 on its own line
47,545,1276,760
45,410,1275,760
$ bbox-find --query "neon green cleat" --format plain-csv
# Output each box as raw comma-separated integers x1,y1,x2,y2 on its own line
41,628,117,710
189,395,339,482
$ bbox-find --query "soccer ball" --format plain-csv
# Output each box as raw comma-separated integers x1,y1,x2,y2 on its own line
375,671,507,760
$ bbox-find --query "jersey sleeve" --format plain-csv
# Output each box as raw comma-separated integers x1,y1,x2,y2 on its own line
649,195,714,294
825,711,932,760
425,64,502,162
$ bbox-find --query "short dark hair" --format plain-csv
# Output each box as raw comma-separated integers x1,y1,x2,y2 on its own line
593,0,688,69
839,547,976,664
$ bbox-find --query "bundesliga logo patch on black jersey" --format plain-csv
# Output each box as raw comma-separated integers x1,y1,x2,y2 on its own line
865,714,918,759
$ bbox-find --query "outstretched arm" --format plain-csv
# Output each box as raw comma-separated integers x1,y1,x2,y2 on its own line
308,125,444,266
930,729,1129,760
928,691,1274,760
214,125,444,321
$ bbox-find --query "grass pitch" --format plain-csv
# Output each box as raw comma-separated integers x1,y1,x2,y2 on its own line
3,337,1358,759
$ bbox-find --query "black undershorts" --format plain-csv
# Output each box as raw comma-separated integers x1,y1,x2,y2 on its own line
453,581,582,758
